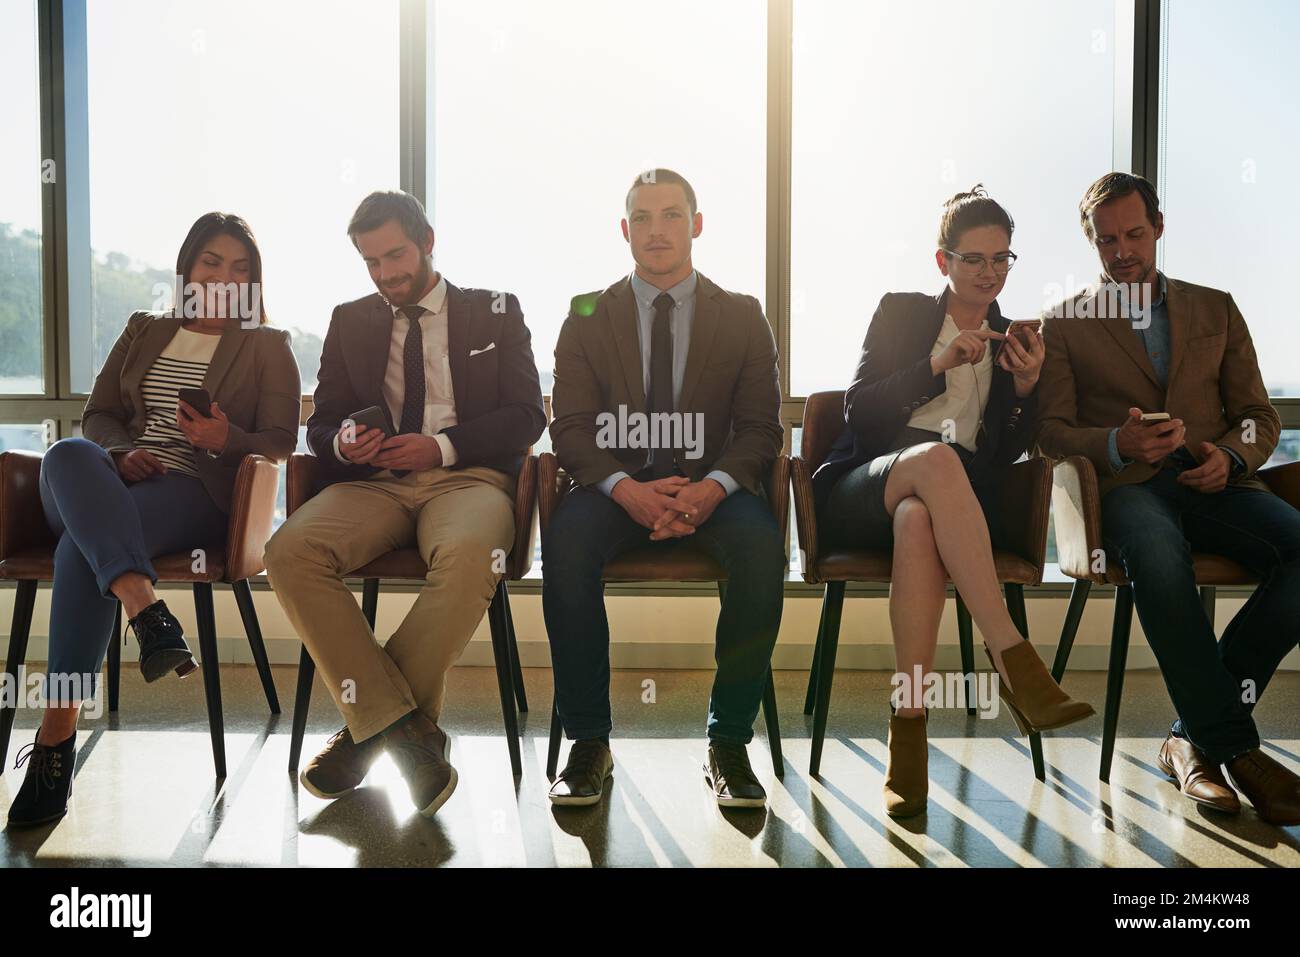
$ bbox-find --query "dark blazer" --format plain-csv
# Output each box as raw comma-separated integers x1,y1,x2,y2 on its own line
306,282,546,485
82,311,301,513
811,289,1038,513
550,272,782,497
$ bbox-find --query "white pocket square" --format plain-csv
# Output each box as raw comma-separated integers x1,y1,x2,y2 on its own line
469,342,496,356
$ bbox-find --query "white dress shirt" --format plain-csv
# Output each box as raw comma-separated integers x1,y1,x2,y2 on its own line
907,313,992,452
334,276,459,467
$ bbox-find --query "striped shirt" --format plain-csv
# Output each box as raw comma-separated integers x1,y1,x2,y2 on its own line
134,326,222,476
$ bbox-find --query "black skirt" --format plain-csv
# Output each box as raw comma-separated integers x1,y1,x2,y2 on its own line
819,428,1007,551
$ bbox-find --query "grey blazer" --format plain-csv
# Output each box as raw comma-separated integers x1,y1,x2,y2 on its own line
81,311,302,512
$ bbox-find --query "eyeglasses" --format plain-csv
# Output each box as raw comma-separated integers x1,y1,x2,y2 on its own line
942,249,1018,275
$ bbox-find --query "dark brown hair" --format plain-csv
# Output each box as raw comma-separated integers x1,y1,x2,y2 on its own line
1079,172,1161,242
175,212,268,325
937,184,1014,251
625,168,698,217
347,190,432,247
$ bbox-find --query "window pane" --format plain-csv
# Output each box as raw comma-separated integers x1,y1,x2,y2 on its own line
790,0,1118,395
430,0,767,394
1159,0,1300,395
0,424,49,453
81,0,401,394
0,0,45,395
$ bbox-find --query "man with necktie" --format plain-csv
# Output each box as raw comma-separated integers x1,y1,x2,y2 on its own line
265,191,545,817
543,169,786,809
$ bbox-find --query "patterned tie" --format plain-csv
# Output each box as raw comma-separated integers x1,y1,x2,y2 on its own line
648,292,675,478
394,305,425,476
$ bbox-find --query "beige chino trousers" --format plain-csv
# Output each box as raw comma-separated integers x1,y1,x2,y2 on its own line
264,465,515,743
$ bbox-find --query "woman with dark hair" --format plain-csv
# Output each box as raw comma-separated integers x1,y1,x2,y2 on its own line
7,212,301,827
813,186,1094,818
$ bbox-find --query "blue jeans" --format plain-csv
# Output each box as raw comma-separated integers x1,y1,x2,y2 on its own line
1101,456,1300,763
541,481,785,744
37,438,227,703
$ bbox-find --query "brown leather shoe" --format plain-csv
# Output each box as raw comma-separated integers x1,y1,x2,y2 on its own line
1225,748,1300,826
299,725,385,800
883,711,927,818
1156,734,1240,813
383,713,458,817
986,643,1095,734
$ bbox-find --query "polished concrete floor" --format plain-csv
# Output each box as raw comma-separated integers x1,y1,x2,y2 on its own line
1,666,1298,867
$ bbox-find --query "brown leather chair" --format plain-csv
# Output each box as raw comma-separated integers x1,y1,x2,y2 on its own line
0,448,282,779
537,451,789,781
285,452,538,778
1049,454,1300,782
791,391,1056,779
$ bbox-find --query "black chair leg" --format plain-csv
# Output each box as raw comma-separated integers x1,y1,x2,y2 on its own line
956,592,976,716
1100,584,1134,783
761,669,784,778
0,579,37,774
501,581,528,713
803,594,828,716
488,583,522,777
192,582,226,778
809,581,846,776
108,600,122,713
232,578,279,715
546,699,563,780
1200,586,1217,630
1005,583,1045,782
361,577,380,630
1051,579,1092,682
288,645,315,774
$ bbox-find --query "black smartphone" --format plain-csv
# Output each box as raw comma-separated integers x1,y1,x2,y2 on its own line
344,405,389,437
177,387,213,418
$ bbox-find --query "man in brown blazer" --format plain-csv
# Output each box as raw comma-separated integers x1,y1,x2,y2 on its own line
1037,172,1300,825
543,169,785,809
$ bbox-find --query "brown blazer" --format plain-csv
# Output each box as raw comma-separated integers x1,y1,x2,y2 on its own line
550,272,782,497
1036,275,1279,496
82,311,302,512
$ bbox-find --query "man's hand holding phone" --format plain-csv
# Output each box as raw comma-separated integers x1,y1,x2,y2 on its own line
1116,407,1185,465
338,422,385,464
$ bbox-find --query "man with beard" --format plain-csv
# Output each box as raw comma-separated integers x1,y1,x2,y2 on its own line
1037,172,1300,826
265,191,545,817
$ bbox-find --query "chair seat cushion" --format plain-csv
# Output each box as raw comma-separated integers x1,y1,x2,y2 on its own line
0,546,226,583
347,548,428,580
814,549,1040,585
1103,552,1257,587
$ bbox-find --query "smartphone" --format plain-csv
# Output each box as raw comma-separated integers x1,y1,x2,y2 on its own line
993,319,1041,360
177,387,213,419
344,405,389,438
1139,412,1172,423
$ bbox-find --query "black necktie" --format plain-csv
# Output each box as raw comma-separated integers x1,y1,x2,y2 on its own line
648,292,675,478
394,305,425,476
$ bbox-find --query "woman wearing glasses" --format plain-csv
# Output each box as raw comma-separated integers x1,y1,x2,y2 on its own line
812,186,1094,817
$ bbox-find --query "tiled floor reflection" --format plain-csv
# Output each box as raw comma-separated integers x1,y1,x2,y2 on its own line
2,666,1297,866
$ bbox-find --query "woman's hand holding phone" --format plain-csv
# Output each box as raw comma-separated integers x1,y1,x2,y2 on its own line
177,399,230,452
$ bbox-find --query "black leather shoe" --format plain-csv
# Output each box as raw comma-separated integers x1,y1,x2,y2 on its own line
7,732,76,827
548,739,614,807
704,741,766,809
128,600,197,682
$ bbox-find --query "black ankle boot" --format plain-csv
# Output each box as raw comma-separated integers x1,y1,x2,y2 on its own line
7,732,77,827
128,600,197,682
